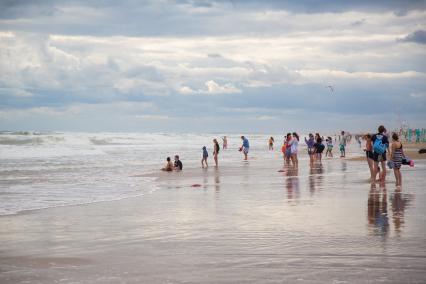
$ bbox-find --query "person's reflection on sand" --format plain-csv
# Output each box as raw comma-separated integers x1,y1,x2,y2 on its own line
309,163,324,196
367,185,389,237
390,188,413,235
214,170,220,195
202,170,208,190
285,165,299,202
341,160,347,172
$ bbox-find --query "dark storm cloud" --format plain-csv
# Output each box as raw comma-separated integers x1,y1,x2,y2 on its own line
400,30,426,44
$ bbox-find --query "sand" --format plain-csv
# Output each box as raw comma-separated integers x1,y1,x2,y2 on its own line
347,142,426,162
1,153,426,283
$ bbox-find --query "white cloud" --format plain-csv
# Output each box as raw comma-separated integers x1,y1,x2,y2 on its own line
204,80,241,94
179,80,241,95
178,86,195,95
410,92,426,98
0,3,425,131
14,89,34,97
255,115,276,121
297,69,426,81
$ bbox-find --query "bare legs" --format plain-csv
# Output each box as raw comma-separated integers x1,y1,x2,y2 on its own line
291,153,298,168
309,153,314,167
366,157,374,182
393,167,402,186
372,160,387,185
201,158,208,168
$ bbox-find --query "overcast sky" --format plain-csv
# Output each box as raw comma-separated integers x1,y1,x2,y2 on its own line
0,0,425,133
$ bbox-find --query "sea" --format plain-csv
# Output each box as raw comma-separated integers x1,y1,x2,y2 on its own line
0,131,343,216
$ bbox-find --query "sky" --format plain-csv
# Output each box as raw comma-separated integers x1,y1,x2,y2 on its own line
0,0,425,133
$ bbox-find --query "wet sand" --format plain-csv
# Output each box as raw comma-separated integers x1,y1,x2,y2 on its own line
1,153,426,283
348,142,426,162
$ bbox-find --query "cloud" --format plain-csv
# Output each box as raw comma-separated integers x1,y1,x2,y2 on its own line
0,1,425,131
0,88,34,98
207,53,222,58
204,80,241,94
14,89,34,97
179,80,241,95
410,92,426,98
350,18,366,26
399,30,426,44
255,115,276,121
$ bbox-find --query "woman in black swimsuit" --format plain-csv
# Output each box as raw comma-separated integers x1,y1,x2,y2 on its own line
213,139,220,167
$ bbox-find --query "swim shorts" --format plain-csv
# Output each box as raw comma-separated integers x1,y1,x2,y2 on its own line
365,150,374,160
372,151,387,162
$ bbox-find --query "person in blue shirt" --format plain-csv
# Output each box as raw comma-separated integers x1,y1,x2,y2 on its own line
241,136,249,160
371,125,389,185
201,146,208,168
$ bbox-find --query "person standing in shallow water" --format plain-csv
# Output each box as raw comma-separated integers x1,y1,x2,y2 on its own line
241,136,250,160
289,132,299,167
213,139,220,167
222,136,228,150
371,125,389,185
268,136,275,150
340,131,347,158
390,132,404,187
325,136,333,158
284,133,292,165
305,133,315,166
364,134,375,183
201,146,208,168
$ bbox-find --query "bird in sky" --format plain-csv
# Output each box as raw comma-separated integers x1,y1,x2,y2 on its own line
325,85,335,93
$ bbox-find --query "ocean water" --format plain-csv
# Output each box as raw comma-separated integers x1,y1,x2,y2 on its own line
1,131,347,215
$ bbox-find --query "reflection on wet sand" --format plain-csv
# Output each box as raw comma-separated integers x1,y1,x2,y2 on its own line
214,169,220,195
390,188,413,235
283,165,299,201
309,163,324,196
368,185,389,237
368,185,415,237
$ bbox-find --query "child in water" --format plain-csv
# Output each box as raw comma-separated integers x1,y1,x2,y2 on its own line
174,155,183,171
161,157,174,171
201,146,208,168
325,137,333,157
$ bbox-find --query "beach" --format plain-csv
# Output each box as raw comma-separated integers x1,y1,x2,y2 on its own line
347,142,426,162
1,133,426,283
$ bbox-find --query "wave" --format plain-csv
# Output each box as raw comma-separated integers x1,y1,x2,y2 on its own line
0,135,66,146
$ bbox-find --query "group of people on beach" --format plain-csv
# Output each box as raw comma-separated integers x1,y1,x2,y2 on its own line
161,131,350,171
204,136,250,168
161,125,411,187
162,136,249,170
363,125,409,187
